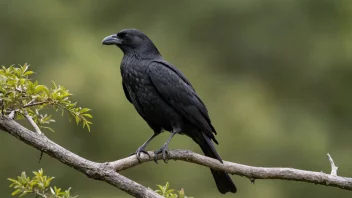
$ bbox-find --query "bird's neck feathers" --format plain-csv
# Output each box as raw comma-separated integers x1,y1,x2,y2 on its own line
122,41,161,60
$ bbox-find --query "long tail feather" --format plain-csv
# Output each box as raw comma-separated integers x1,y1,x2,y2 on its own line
198,133,237,194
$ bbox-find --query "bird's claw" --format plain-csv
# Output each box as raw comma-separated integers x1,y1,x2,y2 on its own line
154,145,170,164
130,146,150,162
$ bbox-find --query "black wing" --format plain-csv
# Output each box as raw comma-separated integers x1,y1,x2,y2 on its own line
122,82,132,103
122,81,162,133
148,61,217,143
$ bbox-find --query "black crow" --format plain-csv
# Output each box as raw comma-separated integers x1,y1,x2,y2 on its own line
102,29,236,194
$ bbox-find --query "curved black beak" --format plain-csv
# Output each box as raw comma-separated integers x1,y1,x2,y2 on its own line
102,34,122,45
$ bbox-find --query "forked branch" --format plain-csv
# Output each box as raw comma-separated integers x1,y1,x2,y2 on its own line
1,116,352,198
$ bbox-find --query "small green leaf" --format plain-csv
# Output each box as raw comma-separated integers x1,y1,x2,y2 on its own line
82,113,93,118
80,108,90,113
11,189,22,196
23,71,34,76
18,191,29,197
165,182,169,191
35,85,50,95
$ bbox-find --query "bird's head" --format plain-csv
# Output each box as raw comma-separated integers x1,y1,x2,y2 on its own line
102,29,160,57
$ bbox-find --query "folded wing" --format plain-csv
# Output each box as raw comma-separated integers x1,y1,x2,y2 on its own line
148,61,218,143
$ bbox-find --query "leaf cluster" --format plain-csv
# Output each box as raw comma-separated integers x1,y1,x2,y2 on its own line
155,182,193,198
0,64,92,132
8,169,77,198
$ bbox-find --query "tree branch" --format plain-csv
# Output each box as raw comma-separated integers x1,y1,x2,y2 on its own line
1,116,352,197
111,150,352,190
0,116,162,198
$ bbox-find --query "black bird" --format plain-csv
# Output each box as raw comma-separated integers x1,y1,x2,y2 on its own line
102,29,236,194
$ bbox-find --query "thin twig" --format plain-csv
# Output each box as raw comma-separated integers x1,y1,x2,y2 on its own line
327,153,338,176
24,99,35,107
23,101,50,108
38,151,44,163
23,110,42,135
8,110,16,119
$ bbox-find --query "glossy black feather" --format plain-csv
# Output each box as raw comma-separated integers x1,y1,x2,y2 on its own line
122,82,132,103
147,61,218,143
103,29,236,194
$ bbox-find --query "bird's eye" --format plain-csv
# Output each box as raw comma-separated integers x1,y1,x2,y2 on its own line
118,33,128,39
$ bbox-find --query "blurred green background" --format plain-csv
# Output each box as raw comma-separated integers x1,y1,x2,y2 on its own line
1,0,352,197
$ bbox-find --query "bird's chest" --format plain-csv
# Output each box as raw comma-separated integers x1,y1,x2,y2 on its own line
120,59,183,129
121,61,159,106
121,61,151,92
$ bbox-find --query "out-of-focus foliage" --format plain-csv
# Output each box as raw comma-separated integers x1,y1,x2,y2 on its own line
0,64,92,132
8,169,77,198
1,0,352,197
155,182,193,198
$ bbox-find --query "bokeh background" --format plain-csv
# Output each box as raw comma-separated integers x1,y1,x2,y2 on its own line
1,0,352,197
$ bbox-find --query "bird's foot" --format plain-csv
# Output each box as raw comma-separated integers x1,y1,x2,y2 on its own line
154,144,170,164
130,146,150,162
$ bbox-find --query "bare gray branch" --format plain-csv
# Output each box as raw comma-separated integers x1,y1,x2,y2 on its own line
1,116,352,197
110,150,352,191
0,116,162,198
